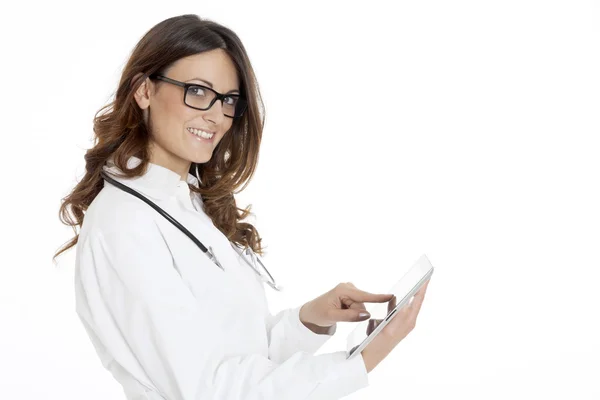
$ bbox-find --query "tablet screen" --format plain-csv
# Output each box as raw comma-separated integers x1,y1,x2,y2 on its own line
346,254,434,357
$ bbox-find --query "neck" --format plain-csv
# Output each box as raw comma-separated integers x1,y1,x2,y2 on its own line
148,144,190,181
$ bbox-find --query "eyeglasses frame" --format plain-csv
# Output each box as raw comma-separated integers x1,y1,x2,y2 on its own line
148,74,247,118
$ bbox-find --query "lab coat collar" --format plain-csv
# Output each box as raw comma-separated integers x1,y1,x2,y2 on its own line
102,155,200,201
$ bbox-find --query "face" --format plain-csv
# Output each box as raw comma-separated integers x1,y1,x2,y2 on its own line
134,49,240,180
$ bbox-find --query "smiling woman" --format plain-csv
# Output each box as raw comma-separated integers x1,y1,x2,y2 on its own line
51,14,375,400
55,15,264,259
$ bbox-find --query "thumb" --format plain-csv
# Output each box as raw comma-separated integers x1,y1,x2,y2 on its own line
329,308,371,322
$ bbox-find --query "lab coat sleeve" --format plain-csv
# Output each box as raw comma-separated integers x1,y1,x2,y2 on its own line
266,306,336,364
76,222,369,400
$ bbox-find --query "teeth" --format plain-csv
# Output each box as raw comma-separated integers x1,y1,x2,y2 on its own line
187,127,214,139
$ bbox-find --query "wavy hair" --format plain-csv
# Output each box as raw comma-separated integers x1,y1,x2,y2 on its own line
53,14,266,263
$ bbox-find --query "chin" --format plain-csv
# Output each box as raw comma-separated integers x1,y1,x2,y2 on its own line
189,153,214,165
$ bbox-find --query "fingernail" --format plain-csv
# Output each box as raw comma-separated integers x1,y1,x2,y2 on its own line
359,312,370,318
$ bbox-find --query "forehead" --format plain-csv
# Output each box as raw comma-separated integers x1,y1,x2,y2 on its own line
167,49,240,91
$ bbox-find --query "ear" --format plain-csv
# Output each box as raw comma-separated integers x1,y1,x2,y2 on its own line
132,73,152,111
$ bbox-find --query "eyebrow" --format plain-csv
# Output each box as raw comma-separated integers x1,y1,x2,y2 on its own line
186,77,240,94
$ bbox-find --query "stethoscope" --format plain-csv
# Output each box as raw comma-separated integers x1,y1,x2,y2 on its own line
100,170,283,291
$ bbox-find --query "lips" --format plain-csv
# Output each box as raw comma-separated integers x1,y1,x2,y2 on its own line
187,128,215,143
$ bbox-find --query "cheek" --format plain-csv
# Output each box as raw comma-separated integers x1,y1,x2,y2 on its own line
154,102,191,137
165,100,191,129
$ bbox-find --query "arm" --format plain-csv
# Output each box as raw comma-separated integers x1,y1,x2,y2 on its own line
76,223,368,400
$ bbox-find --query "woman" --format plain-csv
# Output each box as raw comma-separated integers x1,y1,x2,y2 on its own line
53,14,430,400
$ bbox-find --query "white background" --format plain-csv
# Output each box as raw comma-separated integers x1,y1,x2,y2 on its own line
1,1,599,399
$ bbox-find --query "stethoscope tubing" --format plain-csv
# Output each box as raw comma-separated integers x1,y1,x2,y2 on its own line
100,171,223,269
100,170,282,291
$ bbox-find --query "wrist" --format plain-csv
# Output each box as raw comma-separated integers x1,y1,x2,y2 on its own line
300,320,337,335
361,348,378,373
361,337,393,373
299,304,336,335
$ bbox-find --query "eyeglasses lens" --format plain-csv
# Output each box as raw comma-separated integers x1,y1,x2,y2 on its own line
186,86,247,117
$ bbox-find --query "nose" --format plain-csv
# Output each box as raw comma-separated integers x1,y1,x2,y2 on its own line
203,97,226,124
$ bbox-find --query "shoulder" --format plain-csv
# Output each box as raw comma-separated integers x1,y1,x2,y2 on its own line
79,184,164,246
76,185,176,281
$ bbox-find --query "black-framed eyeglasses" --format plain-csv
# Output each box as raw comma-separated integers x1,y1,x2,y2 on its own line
148,74,247,118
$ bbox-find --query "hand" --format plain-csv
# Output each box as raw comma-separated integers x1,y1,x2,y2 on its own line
299,282,394,332
361,279,431,373
366,293,398,335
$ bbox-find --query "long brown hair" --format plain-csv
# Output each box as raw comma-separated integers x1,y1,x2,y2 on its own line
53,14,266,264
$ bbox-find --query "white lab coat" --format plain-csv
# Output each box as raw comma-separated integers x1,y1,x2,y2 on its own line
74,155,369,399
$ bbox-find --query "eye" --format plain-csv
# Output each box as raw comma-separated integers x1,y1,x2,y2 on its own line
224,96,238,105
188,86,207,97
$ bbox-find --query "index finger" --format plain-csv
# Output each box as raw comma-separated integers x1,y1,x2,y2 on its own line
347,288,395,303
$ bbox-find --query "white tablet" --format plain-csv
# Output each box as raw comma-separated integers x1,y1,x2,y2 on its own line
346,254,434,360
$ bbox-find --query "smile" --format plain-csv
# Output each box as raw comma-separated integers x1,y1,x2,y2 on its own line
187,127,215,139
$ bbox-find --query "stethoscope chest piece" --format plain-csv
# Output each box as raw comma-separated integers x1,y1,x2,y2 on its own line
206,246,224,270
